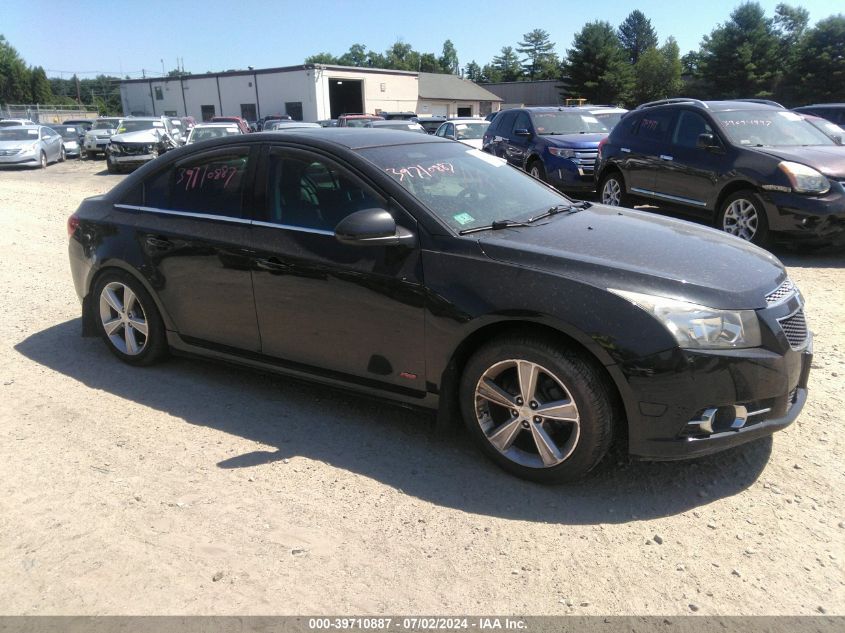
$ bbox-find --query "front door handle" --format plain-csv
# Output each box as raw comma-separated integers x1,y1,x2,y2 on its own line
255,257,290,272
660,154,674,161
145,236,174,250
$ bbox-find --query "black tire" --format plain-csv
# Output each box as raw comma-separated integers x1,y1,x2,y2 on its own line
106,154,119,174
598,171,630,207
717,189,771,248
92,271,167,366
459,335,616,483
527,160,547,183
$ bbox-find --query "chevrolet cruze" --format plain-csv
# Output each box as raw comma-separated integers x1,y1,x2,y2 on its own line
68,129,812,482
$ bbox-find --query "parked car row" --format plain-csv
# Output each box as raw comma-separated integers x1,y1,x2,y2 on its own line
478,100,845,248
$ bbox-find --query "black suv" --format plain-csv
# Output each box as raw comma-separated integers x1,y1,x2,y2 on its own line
595,99,845,246
793,103,845,127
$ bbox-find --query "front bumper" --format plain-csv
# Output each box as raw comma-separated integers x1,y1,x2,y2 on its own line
761,182,845,244
109,152,157,166
543,155,597,192
84,138,111,152
621,292,813,461
0,150,38,165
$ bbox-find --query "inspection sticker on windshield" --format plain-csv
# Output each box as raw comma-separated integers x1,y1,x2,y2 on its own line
453,212,475,226
466,148,506,166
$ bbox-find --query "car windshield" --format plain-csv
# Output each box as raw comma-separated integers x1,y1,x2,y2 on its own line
117,120,164,134
53,127,80,139
714,110,834,147
593,112,625,129
189,127,239,142
93,120,119,130
359,142,571,233
344,118,375,128
532,112,609,135
0,128,38,140
0,121,24,127
453,122,489,140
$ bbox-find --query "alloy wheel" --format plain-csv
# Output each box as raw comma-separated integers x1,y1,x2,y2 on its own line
474,359,580,469
722,198,758,241
530,165,541,179
602,178,621,206
98,281,149,356
40,152,47,168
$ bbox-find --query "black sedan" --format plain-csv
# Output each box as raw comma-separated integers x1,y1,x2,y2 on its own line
67,129,812,482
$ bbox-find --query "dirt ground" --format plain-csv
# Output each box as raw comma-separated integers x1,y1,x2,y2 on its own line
0,159,842,616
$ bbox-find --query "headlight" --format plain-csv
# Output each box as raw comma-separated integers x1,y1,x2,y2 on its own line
778,161,830,195
108,144,121,154
548,147,576,158
609,289,761,349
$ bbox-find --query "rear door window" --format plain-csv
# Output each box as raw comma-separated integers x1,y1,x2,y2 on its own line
144,147,251,218
636,110,675,142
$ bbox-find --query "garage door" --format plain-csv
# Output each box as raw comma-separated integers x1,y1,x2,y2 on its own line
429,104,448,117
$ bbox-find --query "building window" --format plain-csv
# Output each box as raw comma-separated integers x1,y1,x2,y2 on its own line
154,87,163,101
285,101,303,121
164,110,177,116
200,105,216,121
240,103,257,121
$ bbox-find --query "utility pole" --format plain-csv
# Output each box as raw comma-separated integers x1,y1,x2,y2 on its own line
161,59,165,76
76,75,81,104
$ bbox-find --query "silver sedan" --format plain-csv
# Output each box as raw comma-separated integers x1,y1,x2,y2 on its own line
0,125,65,168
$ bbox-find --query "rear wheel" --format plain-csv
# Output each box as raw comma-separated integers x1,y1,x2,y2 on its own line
459,336,616,483
718,190,771,247
599,171,630,207
93,271,167,366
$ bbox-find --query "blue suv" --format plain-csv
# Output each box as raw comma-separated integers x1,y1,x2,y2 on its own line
482,107,610,192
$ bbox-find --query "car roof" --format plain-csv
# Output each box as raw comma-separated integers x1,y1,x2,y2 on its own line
635,99,787,113
181,128,450,151
447,117,487,122
794,103,845,108
192,122,240,127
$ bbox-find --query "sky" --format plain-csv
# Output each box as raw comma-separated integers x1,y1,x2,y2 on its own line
3,0,842,79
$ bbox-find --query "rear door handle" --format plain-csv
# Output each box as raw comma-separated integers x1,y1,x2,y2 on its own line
660,154,673,161
145,236,174,250
255,257,290,272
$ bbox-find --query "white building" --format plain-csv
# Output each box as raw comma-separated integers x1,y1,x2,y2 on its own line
120,64,501,122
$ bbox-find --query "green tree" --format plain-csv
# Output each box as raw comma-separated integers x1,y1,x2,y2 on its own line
632,38,683,105
464,60,482,82
29,66,52,103
564,21,634,104
697,2,782,99
0,35,31,103
439,39,459,74
338,44,368,67
491,46,523,82
305,52,339,64
479,63,502,83
788,15,845,104
516,29,558,80
618,10,658,64
419,53,439,73
384,41,420,71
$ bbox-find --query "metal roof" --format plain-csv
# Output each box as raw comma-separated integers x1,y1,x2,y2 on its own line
418,73,502,102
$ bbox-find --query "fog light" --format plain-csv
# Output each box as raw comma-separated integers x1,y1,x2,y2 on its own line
685,405,749,436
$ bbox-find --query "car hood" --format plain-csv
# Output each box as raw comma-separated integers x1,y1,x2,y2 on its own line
542,133,607,148
753,145,845,178
110,129,162,143
0,140,37,150
478,204,785,310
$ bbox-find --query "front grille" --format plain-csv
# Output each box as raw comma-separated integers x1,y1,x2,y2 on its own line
778,309,809,349
766,279,796,305
572,149,598,173
0,149,20,156
113,143,150,156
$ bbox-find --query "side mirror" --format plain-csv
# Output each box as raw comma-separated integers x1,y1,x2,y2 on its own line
514,128,532,137
447,133,456,140
696,133,720,150
335,208,416,247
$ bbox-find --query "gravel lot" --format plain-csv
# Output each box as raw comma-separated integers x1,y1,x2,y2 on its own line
0,159,842,615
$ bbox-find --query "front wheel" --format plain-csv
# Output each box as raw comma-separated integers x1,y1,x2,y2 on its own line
39,151,47,169
599,171,630,207
718,190,770,247
106,154,119,174
59,147,66,162
93,271,167,366
459,336,616,483
528,160,547,183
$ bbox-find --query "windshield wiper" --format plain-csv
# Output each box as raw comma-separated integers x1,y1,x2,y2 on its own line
526,201,591,224
459,219,531,235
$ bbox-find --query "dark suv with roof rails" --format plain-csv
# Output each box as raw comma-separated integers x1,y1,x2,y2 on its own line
595,98,845,247
793,103,845,127
483,106,609,193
